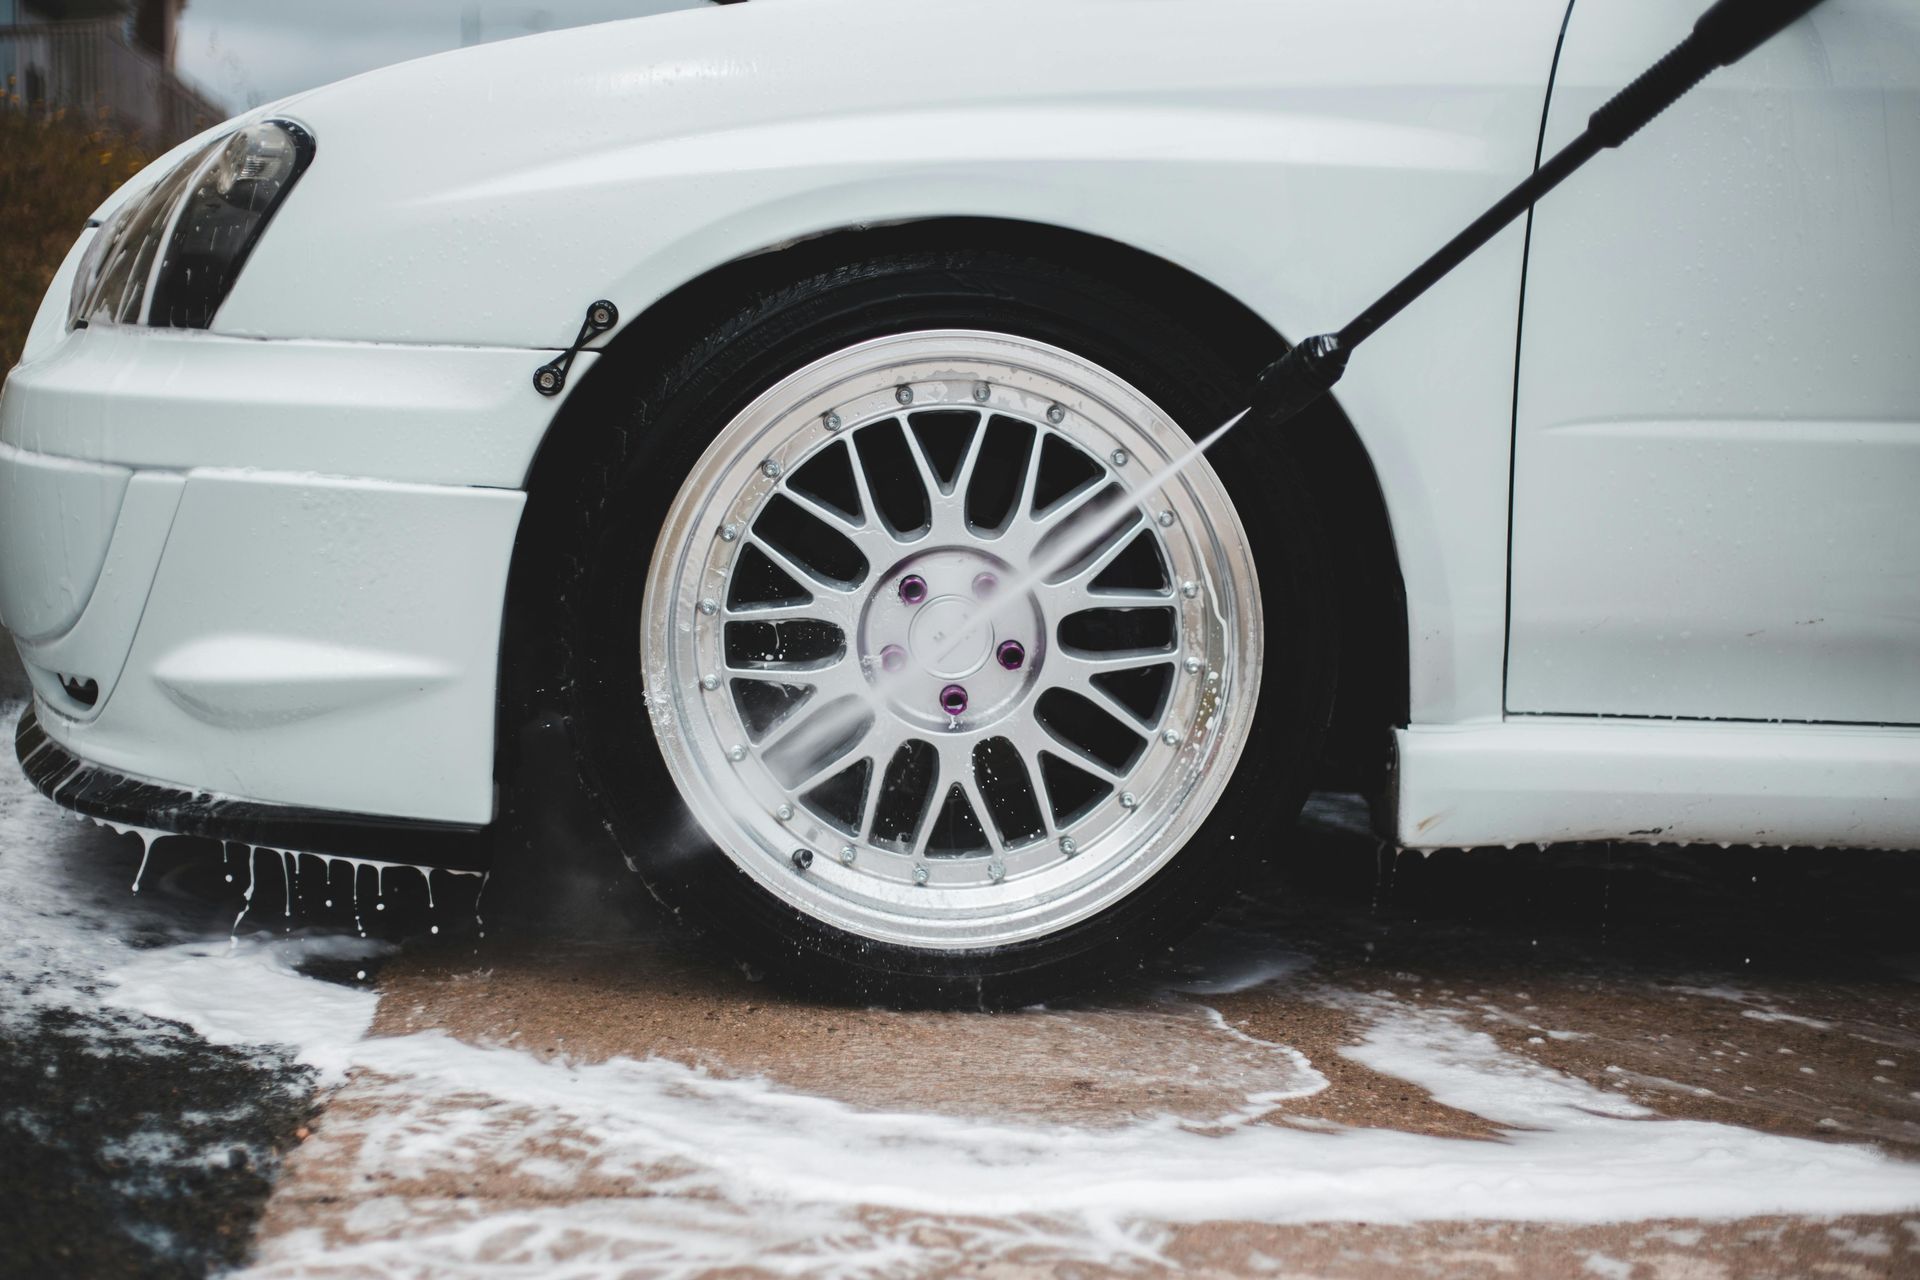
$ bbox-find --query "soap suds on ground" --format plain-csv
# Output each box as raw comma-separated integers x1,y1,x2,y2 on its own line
6,690,1920,1278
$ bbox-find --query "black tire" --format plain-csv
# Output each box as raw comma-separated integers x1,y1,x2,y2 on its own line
509,243,1337,1007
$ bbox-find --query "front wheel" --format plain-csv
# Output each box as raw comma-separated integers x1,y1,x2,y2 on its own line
551,250,1334,1004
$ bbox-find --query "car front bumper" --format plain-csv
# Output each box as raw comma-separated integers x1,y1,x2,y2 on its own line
0,298,584,849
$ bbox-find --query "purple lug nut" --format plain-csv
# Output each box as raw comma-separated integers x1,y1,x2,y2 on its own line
996,640,1026,671
880,644,908,673
939,684,969,716
898,574,928,605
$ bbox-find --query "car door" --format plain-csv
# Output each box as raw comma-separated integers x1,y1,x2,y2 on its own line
1507,0,1920,724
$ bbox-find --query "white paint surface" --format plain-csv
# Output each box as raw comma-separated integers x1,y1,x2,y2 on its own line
1509,0,1920,723
23,470,524,823
1393,718,1920,851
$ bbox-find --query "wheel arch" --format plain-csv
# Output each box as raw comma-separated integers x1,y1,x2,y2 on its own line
504,217,1406,799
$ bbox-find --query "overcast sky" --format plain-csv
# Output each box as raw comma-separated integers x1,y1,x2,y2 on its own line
174,0,705,110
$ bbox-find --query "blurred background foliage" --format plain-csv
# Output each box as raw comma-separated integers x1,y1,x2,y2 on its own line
21,1,135,16
0,108,151,370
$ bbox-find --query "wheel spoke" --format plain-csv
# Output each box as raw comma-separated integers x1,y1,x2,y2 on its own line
722,599,821,624
1016,742,1061,839
1050,663,1162,728
1013,428,1048,519
844,437,885,533
771,690,886,791
782,481,899,563
1049,511,1146,587
747,538,861,611
956,768,1005,856
749,653,870,740
1051,647,1177,675
855,750,886,842
1041,581,1174,618
1037,475,1120,531
908,744,949,859
1032,726,1128,783
782,726,870,794
950,410,992,498
901,421,967,544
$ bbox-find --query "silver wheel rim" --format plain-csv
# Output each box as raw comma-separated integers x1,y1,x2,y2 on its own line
641,330,1262,950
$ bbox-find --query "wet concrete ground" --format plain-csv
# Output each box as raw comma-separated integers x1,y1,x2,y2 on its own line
0,665,321,1276
227,806,1920,1278
4,627,1920,1277
9,827,1920,1276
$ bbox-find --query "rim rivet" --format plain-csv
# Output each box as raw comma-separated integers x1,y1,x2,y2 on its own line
761,459,782,478
727,745,747,762
899,575,928,605
1184,656,1203,674
1162,728,1181,746
1111,448,1130,467
698,598,719,616
776,803,794,822
1059,835,1078,857
1120,791,1139,809
791,848,813,871
940,684,969,716
987,858,1006,882
913,863,930,885
1046,404,1066,425
896,385,914,405
824,411,843,431
701,674,720,691
719,523,739,542
1158,510,1176,527
996,640,1025,671
972,571,998,599
973,382,991,403
1181,580,1200,598
880,644,908,673
840,845,857,866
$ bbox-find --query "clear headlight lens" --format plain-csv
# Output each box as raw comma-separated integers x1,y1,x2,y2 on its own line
69,119,315,331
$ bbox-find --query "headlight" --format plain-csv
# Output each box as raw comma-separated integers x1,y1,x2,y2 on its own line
69,119,315,331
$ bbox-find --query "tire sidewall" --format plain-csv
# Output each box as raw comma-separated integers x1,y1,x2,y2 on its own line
545,249,1334,1005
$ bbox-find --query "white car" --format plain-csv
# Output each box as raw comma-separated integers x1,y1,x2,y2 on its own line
2,0,1914,1001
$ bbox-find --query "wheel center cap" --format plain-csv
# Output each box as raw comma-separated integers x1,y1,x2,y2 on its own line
908,595,991,678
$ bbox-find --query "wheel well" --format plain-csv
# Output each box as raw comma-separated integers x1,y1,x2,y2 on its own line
511,217,1407,794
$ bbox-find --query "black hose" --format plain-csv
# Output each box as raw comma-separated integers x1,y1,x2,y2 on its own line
1252,0,1828,431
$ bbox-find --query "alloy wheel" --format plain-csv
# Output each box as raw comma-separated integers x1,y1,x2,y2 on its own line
641,331,1262,949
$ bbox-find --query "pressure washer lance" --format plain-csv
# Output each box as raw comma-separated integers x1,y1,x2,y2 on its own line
1246,0,1827,430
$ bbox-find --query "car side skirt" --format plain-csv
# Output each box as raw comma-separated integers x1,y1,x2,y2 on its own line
16,706,491,870
1392,719,1920,852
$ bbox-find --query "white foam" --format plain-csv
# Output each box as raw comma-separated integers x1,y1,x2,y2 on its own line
233,989,1920,1277
9,704,1920,1278
102,934,381,1083
0,703,390,1082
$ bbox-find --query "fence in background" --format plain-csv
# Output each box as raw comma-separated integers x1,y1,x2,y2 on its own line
0,18,224,149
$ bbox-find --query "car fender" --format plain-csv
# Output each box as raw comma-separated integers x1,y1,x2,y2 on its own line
215,0,1572,724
